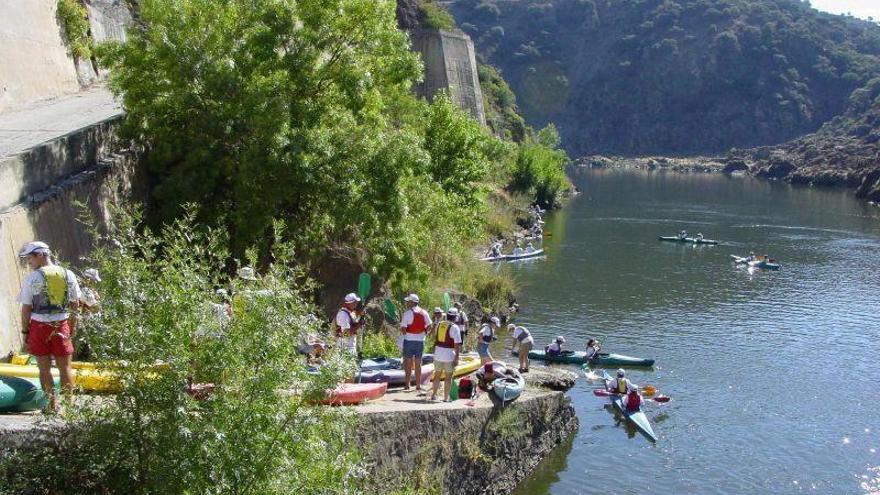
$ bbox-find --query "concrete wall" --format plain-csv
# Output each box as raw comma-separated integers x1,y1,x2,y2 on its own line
0,0,132,113
412,29,486,125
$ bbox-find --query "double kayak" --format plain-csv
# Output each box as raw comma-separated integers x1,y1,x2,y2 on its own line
0,375,57,413
601,371,657,442
516,349,655,367
731,255,781,270
480,249,545,262
0,363,119,393
321,382,387,406
658,236,719,245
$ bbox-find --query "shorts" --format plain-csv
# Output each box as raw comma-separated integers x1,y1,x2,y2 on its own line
402,339,424,359
27,320,74,357
337,336,357,354
434,360,455,375
477,341,492,358
518,341,533,354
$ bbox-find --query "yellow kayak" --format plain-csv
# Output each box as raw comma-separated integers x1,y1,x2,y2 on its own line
435,354,481,380
0,363,119,393
10,354,98,370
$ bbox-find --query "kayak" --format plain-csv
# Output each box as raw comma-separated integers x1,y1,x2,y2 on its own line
434,354,481,380
492,370,525,404
518,349,655,367
603,372,657,442
321,382,387,406
0,363,120,393
480,249,545,262
356,362,435,386
11,354,103,370
0,375,58,412
658,236,718,245
360,356,400,372
731,255,781,270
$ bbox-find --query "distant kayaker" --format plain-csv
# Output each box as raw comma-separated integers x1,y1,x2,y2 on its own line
508,323,534,373
585,338,601,360
18,241,82,411
477,316,501,364
452,302,469,351
609,369,638,395
486,241,503,258
400,294,432,393
525,242,536,253
334,293,363,356
429,309,462,402
546,335,565,356
695,232,704,242
678,230,688,240
511,245,523,256
747,251,756,262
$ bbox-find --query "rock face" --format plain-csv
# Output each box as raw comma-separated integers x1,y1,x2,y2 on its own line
356,383,578,495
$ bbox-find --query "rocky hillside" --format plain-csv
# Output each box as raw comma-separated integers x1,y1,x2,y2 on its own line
443,0,880,156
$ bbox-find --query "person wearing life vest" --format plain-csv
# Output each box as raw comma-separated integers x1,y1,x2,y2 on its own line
477,316,500,364
608,368,643,411
546,335,565,356
334,293,363,356
17,241,81,411
508,323,534,373
431,307,444,333
400,294,432,392
452,302,469,351
429,309,461,402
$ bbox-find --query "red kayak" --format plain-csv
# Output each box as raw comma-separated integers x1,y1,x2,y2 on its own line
322,382,388,406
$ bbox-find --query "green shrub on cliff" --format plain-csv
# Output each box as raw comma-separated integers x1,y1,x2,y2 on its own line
57,0,92,60
510,125,570,208
0,209,361,494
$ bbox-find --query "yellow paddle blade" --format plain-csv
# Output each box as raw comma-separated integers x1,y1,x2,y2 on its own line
643,385,657,396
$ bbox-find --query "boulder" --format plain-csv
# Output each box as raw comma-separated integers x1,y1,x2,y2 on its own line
722,159,749,174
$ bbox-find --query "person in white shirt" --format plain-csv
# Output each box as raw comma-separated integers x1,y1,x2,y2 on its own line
585,338,602,361
400,294,432,392
546,335,565,356
607,369,642,411
17,241,81,410
508,323,534,373
334,293,363,356
430,309,461,401
452,302,469,351
477,316,501,364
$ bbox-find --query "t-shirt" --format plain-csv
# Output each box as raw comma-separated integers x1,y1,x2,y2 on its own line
547,342,562,353
454,311,469,331
19,266,81,322
400,307,432,342
511,326,534,345
478,324,494,343
335,308,357,333
434,323,461,363
585,346,599,359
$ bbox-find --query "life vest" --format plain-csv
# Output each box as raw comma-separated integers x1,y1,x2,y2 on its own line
616,378,628,394
32,266,70,315
435,321,456,349
515,327,531,342
480,324,493,343
626,390,642,411
404,308,428,334
334,307,359,337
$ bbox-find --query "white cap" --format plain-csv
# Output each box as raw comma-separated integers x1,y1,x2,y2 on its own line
18,241,50,257
433,307,443,314
556,335,566,343
447,307,459,316
237,267,258,280
617,368,625,377
344,292,361,304
83,268,101,282
404,294,420,303
490,316,501,326
508,323,515,330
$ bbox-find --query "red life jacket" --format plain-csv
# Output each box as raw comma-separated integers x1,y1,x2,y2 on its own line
334,307,359,337
435,321,457,348
404,308,428,334
626,390,642,412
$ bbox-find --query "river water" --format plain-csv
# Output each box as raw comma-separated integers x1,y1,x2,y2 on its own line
497,167,880,494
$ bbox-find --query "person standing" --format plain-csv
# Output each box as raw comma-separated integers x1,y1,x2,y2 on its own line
429,309,461,401
334,293,363,356
508,323,534,373
18,241,81,411
452,302,469,351
78,268,101,313
400,294,432,392
477,316,501,364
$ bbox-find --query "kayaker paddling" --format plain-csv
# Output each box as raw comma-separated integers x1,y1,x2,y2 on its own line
546,335,565,356
607,369,643,411
508,323,534,372
400,294,432,393
678,230,688,240
695,232,704,242
585,338,601,361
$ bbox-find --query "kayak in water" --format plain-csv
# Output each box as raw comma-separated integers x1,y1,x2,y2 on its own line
515,349,655,367
658,236,719,245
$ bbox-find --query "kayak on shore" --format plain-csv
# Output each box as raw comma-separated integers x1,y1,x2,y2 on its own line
658,236,719,245
480,248,545,262
434,354,481,380
514,349,655,367
492,369,525,404
0,375,58,413
0,363,119,393
321,382,387,406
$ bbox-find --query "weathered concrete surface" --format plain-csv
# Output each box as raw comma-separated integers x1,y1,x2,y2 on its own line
0,0,82,113
411,28,486,125
356,367,578,495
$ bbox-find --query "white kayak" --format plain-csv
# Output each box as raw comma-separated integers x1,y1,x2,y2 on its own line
480,249,545,262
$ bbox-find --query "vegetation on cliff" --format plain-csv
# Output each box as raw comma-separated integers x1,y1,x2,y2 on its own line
446,0,880,156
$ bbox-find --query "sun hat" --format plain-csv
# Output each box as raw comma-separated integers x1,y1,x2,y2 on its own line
508,323,516,330
447,307,459,316
18,241,50,257
617,369,625,377
433,307,443,314
556,335,566,343
344,293,361,304
404,294,420,303
490,316,501,326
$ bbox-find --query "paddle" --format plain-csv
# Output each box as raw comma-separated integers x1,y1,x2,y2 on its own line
383,298,398,321
442,292,451,312
592,388,671,403
355,273,371,382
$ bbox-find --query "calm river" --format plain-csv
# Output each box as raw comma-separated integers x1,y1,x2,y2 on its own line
498,167,880,494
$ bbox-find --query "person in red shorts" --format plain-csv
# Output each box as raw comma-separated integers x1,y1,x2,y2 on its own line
18,241,81,411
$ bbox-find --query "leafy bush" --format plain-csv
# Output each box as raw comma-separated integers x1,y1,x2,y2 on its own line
419,1,456,30
0,208,361,494
57,0,91,60
510,125,570,208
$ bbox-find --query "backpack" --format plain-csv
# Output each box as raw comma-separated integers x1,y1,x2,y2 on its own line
457,376,474,399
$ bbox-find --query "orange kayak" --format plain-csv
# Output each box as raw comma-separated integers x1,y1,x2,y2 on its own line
321,382,387,406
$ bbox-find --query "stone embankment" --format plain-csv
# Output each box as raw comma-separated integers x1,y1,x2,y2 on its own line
355,366,578,495
577,154,880,205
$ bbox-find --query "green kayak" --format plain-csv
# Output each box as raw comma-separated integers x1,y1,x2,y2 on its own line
0,375,55,413
658,236,719,245
515,350,655,367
